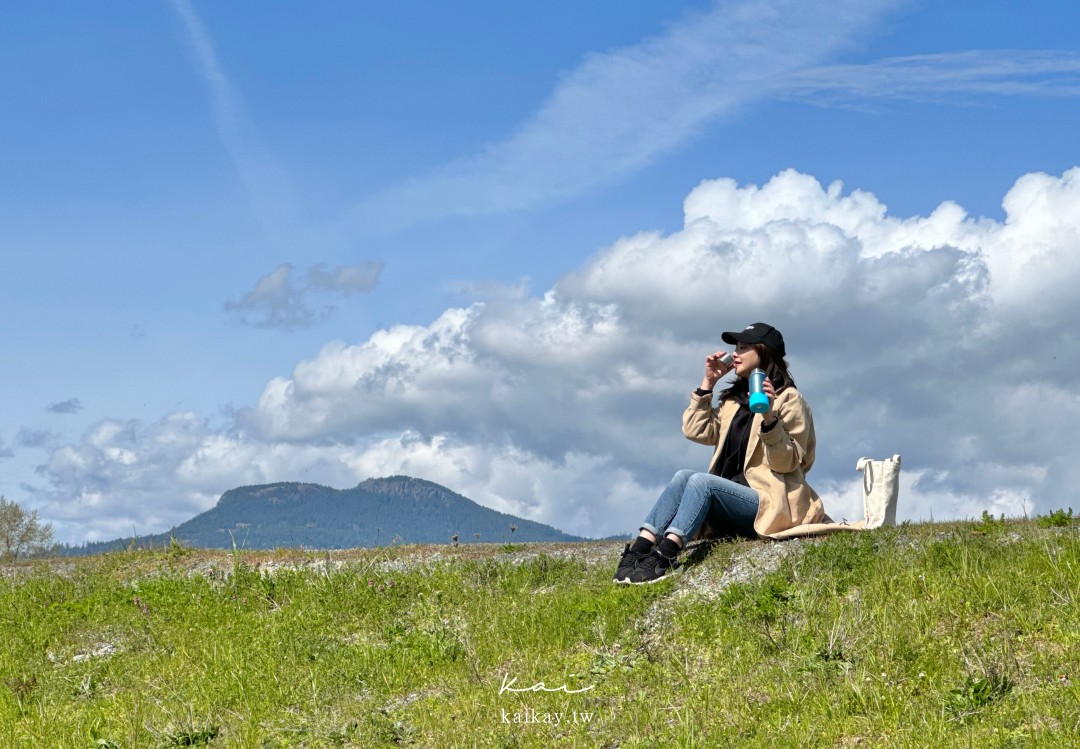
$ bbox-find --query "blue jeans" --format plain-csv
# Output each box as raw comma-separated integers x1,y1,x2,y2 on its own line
641,469,760,542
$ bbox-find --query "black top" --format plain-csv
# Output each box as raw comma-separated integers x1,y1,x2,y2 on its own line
709,392,754,486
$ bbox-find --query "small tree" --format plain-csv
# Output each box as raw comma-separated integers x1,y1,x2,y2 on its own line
0,496,55,561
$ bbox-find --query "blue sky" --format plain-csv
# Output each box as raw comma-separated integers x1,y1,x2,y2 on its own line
3,0,1080,544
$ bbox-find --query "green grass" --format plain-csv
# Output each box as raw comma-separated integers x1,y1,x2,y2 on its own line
1,520,1078,748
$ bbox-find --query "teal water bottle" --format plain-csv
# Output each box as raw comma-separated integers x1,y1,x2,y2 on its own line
748,368,770,414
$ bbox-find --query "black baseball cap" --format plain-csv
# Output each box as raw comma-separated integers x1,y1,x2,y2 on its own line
721,322,786,358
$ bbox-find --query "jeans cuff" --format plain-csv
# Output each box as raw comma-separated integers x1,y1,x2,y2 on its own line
639,523,661,536
666,526,688,541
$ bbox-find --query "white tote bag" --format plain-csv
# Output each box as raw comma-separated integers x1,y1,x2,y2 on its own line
857,454,901,529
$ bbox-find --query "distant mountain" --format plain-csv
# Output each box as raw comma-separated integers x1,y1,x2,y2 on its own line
60,476,584,555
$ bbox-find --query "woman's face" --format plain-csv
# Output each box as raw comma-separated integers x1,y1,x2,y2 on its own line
732,342,762,378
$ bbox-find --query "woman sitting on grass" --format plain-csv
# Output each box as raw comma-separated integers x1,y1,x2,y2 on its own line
613,322,828,585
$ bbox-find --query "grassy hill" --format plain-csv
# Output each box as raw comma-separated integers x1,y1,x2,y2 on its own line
2,514,1078,747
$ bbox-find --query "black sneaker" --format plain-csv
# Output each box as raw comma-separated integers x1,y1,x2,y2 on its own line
612,543,648,584
625,548,679,585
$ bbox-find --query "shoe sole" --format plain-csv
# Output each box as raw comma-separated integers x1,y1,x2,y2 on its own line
623,570,677,585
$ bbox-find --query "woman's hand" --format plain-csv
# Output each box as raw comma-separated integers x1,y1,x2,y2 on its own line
701,351,733,391
761,377,778,424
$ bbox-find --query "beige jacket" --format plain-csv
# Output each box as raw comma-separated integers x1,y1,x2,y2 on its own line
683,387,846,540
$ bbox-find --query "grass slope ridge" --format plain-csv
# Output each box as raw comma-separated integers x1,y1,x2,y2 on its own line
4,516,1077,747
60,475,583,555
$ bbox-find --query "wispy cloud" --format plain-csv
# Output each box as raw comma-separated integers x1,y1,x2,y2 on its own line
780,49,1080,105
168,0,1080,241
352,0,1080,232
47,398,83,415
225,261,384,330
351,0,904,231
167,0,297,231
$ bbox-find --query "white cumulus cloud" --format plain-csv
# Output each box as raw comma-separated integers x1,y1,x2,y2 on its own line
38,167,1080,544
